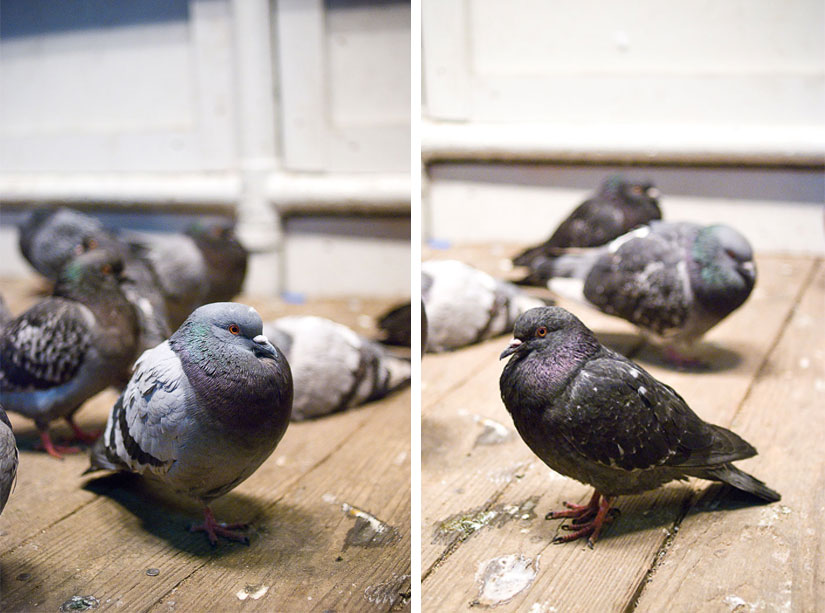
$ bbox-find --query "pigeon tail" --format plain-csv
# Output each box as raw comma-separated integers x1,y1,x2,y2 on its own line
700,464,781,502
515,250,598,287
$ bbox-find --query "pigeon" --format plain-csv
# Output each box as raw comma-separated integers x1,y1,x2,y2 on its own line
185,220,248,305
377,300,429,353
512,175,662,275
377,302,413,347
422,259,549,352
263,316,411,421
524,222,756,364
499,306,780,547
0,405,18,515
18,206,110,280
0,249,140,458
126,219,248,330
87,302,293,546
79,235,171,358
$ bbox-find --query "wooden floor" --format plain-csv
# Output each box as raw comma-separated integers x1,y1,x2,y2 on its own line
422,245,824,612
0,279,411,612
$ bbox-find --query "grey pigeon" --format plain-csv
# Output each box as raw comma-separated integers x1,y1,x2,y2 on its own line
264,315,410,421
125,230,209,330
18,206,109,279
422,260,549,352
0,405,18,515
528,222,756,364
0,250,139,458
87,302,292,545
512,175,662,275
499,306,779,547
185,220,248,305
127,219,248,330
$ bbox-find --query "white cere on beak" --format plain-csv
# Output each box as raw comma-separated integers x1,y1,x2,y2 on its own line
253,334,269,345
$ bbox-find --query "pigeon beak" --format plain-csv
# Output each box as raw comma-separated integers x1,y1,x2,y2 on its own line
499,338,523,360
738,260,756,282
252,334,278,359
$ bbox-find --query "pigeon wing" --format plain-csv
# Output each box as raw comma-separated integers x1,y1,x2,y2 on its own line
0,300,92,390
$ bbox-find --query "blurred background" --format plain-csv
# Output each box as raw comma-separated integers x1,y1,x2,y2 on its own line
421,0,824,254
0,0,411,297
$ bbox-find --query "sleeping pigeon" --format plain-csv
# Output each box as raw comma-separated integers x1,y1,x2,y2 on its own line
126,219,248,330
18,206,110,280
263,316,411,421
423,260,549,352
87,302,293,546
499,306,779,547
525,222,756,364
0,405,18,515
0,249,140,458
512,175,662,274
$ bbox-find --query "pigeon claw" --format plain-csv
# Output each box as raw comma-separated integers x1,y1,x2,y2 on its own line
65,417,102,445
189,507,250,546
546,490,602,522
549,492,616,548
36,431,81,460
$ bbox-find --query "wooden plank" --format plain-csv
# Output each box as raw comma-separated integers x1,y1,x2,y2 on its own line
420,255,815,610
632,259,824,613
148,389,411,612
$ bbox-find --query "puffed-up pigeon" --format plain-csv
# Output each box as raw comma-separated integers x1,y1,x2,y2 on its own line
512,175,662,274
499,306,779,547
423,260,549,352
264,316,410,421
0,405,18,515
0,250,139,458
525,222,756,364
87,302,293,546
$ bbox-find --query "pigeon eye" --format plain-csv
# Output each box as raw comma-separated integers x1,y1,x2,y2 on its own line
536,326,548,337
101,264,112,275
228,324,240,335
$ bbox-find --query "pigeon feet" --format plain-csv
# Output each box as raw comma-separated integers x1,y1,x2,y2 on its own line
662,346,708,371
189,507,250,547
546,490,601,522
65,417,102,444
37,431,81,460
548,492,616,548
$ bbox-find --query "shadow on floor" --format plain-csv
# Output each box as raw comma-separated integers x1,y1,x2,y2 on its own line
82,472,324,564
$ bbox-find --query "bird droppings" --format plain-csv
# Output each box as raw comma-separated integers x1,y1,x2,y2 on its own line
758,505,792,527
472,554,540,607
474,417,512,446
529,603,559,613
146,568,160,577
236,584,269,601
59,595,100,611
488,461,533,485
433,497,540,544
364,573,411,606
341,503,400,549
322,493,338,504
723,594,752,611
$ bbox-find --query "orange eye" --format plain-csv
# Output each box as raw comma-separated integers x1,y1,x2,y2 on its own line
536,326,547,337
228,324,240,335
101,264,112,274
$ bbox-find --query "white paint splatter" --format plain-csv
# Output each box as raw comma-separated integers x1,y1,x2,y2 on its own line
322,493,337,504
474,554,540,607
236,585,269,601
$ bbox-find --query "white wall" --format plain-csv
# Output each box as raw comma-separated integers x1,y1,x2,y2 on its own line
0,0,411,297
422,0,825,253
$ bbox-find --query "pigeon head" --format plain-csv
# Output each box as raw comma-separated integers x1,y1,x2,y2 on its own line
600,175,661,209
691,225,756,316
500,306,600,363
53,248,125,299
174,302,280,363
